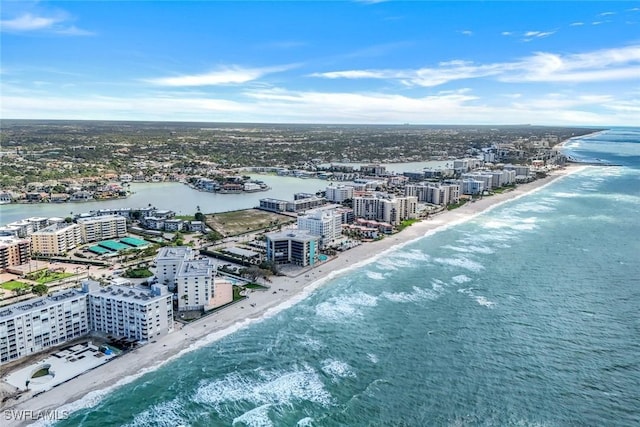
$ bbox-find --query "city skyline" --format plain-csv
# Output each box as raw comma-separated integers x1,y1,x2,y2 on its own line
1,1,639,125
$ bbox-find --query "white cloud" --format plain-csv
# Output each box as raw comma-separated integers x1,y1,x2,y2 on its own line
501,31,513,36
570,22,585,26
599,12,616,16
311,45,640,86
460,30,473,36
2,88,638,126
0,12,93,35
145,65,294,86
522,30,556,41
1,13,61,31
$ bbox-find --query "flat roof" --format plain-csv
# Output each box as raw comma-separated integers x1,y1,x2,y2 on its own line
177,259,213,278
266,229,318,242
120,237,147,247
225,246,259,258
88,245,112,254
0,289,86,320
98,240,130,251
156,246,193,260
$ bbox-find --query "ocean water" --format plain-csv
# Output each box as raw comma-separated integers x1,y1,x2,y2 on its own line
53,128,640,427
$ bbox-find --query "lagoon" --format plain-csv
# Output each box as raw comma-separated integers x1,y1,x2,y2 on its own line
0,175,328,225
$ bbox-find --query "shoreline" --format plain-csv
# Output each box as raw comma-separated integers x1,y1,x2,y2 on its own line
5,164,587,426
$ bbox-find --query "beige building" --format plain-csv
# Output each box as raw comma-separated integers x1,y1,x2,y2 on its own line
353,194,418,225
30,223,82,256
76,215,127,243
0,237,30,272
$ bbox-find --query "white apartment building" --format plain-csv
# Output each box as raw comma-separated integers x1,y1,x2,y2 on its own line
461,172,495,190
353,194,418,225
0,289,90,364
176,259,214,312
405,183,460,206
461,179,485,195
83,280,173,342
31,223,82,256
76,215,127,243
297,209,343,247
155,246,196,288
325,184,354,203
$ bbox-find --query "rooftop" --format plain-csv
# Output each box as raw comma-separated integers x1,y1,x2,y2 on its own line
177,259,214,278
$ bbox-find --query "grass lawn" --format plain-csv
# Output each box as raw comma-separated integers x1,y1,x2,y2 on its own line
1,280,30,291
204,209,295,236
31,272,74,284
123,268,153,278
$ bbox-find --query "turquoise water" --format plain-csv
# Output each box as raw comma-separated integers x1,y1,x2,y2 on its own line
318,255,329,262
53,129,640,426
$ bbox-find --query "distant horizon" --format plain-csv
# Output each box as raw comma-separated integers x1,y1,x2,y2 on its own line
2,2,638,125
0,118,622,130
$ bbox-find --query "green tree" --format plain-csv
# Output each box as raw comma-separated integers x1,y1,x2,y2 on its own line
32,284,49,296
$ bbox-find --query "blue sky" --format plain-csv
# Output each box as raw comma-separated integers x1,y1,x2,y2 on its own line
1,1,639,125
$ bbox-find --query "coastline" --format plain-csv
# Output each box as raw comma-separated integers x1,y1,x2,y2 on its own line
5,164,587,427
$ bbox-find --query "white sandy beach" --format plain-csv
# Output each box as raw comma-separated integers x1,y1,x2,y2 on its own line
3,164,585,427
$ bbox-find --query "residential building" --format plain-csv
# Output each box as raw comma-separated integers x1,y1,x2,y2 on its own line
155,246,196,288
83,280,173,342
163,219,184,232
353,194,418,225
176,259,214,312
0,289,90,364
325,184,354,203
76,215,127,243
31,223,82,256
406,183,460,206
297,209,343,248
259,198,288,212
286,196,326,212
460,179,485,195
265,230,319,267
0,237,30,272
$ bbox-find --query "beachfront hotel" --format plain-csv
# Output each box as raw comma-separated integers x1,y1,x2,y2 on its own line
0,288,90,364
265,230,319,267
75,215,127,243
155,246,196,289
0,237,30,272
30,223,83,256
0,280,174,365
83,280,174,342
